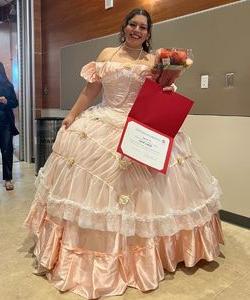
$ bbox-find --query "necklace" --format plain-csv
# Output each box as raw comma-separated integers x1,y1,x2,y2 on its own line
122,43,143,51
110,44,143,69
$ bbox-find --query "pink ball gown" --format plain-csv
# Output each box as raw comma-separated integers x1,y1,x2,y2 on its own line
25,61,224,299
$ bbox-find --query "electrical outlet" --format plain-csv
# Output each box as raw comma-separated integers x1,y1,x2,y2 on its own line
225,73,234,87
201,75,209,89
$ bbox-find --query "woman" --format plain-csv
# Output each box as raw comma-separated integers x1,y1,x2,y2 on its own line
25,8,223,299
0,62,19,191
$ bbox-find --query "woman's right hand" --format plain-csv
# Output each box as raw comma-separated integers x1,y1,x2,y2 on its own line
62,113,75,129
0,96,7,104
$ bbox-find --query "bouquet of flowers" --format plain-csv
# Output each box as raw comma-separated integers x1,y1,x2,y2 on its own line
151,48,194,87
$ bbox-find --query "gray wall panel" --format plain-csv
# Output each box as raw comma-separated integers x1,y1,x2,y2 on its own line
60,34,118,109
60,1,250,116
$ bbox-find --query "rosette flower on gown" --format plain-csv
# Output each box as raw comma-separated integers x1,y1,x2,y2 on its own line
25,61,224,299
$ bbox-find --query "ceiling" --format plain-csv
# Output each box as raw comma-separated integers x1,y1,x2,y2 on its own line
0,0,13,7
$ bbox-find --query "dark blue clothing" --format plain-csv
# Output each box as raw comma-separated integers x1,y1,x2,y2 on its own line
0,82,19,135
0,124,13,180
0,81,19,180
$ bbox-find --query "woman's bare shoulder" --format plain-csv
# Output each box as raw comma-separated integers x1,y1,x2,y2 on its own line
96,47,119,62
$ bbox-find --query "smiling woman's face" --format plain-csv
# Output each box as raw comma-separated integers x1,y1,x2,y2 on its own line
124,14,149,49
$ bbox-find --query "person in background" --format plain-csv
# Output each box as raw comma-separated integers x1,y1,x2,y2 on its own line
0,62,19,191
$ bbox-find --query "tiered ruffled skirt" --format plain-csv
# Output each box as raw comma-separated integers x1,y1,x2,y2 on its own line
25,106,224,299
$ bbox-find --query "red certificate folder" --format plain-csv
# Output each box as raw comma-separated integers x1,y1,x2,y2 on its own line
117,79,194,174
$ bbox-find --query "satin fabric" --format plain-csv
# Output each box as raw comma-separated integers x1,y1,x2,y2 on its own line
26,210,223,299
25,61,224,299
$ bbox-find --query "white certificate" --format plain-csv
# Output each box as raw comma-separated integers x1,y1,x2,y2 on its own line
121,121,170,170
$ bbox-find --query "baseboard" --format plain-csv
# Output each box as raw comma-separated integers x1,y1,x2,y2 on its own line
219,210,250,229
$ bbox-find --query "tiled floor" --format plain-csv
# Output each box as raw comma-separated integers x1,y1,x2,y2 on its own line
0,162,249,300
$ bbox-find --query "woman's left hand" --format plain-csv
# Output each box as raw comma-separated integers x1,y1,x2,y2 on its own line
0,96,7,104
148,50,178,92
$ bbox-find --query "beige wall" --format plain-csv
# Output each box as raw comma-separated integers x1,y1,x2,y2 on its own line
183,115,250,218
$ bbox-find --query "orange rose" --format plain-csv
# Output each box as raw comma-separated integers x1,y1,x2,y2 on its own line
160,49,173,58
171,51,187,65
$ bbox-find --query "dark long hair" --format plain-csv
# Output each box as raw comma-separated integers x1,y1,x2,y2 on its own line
0,62,11,85
119,8,152,53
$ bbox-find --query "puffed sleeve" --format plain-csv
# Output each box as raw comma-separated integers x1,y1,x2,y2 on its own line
80,61,100,83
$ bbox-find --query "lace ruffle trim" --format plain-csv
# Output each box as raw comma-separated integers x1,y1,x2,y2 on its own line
31,185,222,238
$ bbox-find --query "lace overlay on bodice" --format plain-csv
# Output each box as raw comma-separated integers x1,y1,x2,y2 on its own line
80,61,151,111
